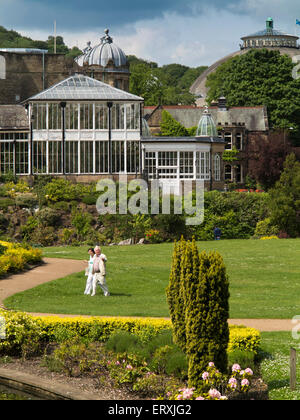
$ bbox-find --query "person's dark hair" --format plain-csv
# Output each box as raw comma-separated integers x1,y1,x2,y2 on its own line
88,248,95,253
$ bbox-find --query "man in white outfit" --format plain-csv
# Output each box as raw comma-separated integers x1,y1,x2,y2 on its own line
91,246,110,297
84,248,95,295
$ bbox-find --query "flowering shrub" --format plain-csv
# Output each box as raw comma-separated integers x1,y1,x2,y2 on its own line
260,236,279,240
145,229,164,244
0,241,42,278
166,362,254,400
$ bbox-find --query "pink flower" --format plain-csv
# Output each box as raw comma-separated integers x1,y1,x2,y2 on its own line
182,388,195,400
196,396,205,400
208,362,215,367
241,379,250,387
232,363,241,372
202,372,209,380
245,368,253,376
126,364,133,370
115,361,120,365
208,389,221,399
228,377,238,389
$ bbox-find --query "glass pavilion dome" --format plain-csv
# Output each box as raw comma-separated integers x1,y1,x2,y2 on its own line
196,106,218,137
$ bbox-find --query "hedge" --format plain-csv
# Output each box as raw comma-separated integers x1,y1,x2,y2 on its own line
0,310,261,356
0,241,42,277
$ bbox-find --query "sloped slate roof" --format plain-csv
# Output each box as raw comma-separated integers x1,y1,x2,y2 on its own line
27,74,143,102
144,106,269,132
0,105,29,130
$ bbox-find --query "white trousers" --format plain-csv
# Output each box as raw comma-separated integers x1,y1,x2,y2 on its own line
84,273,94,295
92,273,110,296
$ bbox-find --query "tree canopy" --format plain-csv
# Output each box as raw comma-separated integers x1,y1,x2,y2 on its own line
129,56,207,106
0,25,81,58
206,49,300,135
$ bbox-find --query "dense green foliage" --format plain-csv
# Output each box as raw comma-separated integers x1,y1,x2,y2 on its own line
268,153,300,237
128,56,207,106
206,49,300,137
0,25,81,58
166,238,230,388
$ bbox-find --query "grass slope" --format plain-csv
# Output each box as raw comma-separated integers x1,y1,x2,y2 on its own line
4,239,300,318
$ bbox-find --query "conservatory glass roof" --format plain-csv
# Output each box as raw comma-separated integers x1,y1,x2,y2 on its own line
27,74,143,102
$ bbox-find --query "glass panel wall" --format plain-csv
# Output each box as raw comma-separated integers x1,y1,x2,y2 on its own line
80,141,94,173
33,141,47,173
66,141,79,174
126,141,139,174
111,141,125,173
48,103,62,130
48,141,62,174
95,141,109,173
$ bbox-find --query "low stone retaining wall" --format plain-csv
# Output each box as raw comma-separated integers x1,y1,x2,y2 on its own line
0,368,99,400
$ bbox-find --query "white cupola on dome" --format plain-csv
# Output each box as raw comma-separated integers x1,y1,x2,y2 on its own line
86,29,128,69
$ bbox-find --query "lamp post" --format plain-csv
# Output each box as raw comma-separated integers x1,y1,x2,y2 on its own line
60,102,66,175
30,113,35,176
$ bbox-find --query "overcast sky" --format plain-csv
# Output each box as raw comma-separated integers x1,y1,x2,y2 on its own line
1,0,300,67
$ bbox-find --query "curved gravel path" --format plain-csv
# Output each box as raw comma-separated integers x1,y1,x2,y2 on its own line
0,258,294,332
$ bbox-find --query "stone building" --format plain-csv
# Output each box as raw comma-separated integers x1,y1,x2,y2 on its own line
0,48,78,105
190,18,300,106
0,29,129,105
144,99,269,185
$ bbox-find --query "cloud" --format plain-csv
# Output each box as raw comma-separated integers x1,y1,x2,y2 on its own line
5,0,300,67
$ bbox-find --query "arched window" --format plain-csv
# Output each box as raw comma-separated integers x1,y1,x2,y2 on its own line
0,56,6,80
214,154,221,181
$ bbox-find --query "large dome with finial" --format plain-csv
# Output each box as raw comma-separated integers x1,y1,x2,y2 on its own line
77,29,128,70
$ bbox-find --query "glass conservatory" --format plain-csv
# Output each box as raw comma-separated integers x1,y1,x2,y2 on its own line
22,74,144,176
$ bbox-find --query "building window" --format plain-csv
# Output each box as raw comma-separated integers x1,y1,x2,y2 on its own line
180,152,194,179
126,104,140,130
158,151,177,167
126,141,139,174
65,104,79,130
145,152,156,178
95,141,109,173
111,141,125,173
33,141,47,173
236,133,243,150
196,151,210,180
15,141,29,174
111,104,125,130
236,164,242,183
80,104,93,130
33,104,47,130
95,104,108,130
48,103,62,130
80,141,94,173
214,154,221,181
48,141,62,174
225,164,232,181
224,132,232,150
66,141,79,174
0,142,14,174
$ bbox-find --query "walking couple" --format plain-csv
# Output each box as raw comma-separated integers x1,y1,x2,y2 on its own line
84,246,110,297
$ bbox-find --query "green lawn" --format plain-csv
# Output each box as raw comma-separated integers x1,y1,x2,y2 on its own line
4,239,300,319
260,332,300,400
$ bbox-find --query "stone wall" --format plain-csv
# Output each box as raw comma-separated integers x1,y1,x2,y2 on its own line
0,52,79,104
